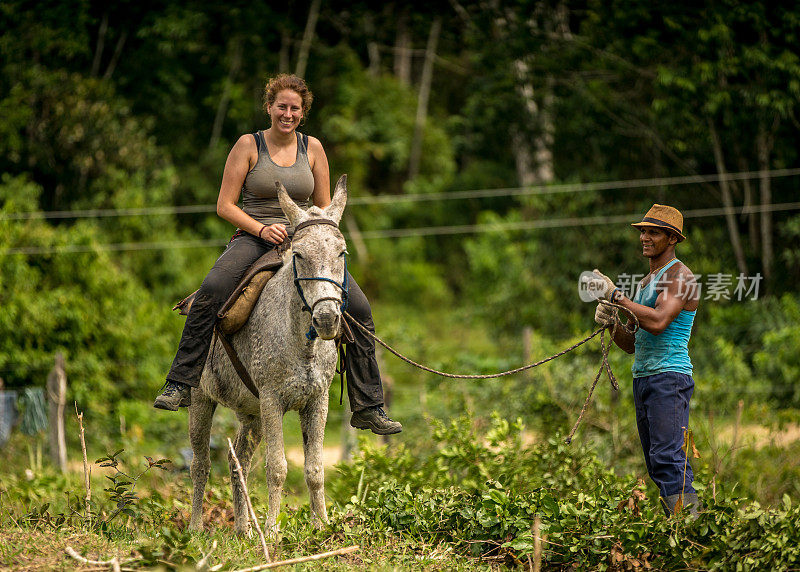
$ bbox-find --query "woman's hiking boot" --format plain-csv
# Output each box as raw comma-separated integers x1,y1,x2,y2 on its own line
153,380,192,411
350,406,402,435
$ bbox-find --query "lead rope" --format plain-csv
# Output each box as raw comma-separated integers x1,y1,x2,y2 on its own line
343,300,638,443
564,301,638,443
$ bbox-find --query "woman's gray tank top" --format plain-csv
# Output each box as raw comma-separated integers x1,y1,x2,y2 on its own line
241,131,315,233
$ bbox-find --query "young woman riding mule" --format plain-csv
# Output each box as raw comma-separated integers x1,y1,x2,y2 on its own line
154,74,401,436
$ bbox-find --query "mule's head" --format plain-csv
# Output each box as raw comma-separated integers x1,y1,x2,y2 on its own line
277,175,348,340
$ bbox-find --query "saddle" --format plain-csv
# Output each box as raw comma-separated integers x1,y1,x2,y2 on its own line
172,221,354,400
172,248,285,334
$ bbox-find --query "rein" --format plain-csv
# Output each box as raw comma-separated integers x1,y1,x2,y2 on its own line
343,299,639,443
291,218,349,340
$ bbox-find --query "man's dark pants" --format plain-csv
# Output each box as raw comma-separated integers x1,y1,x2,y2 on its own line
633,371,695,498
166,233,384,412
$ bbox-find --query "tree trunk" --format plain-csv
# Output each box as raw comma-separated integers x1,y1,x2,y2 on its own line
735,151,759,253
394,15,411,85
91,12,108,77
708,119,748,276
279,30,291,73
102,30,128,80
408,17,441,180
756,117,778,285
47,353,67,473
365,14,380,77
512,60,554,187
295,0,321,78
209,39,243,150
510,2,568,188
344,211,369,261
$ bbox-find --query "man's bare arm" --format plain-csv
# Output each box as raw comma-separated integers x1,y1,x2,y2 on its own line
612,321,635,353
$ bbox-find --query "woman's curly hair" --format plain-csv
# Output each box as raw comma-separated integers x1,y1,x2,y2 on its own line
262,74,313,115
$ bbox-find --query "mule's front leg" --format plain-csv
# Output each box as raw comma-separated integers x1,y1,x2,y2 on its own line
300,394,330,525
260,398,286,535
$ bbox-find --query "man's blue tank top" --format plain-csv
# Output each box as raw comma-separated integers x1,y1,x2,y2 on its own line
632,258,695,378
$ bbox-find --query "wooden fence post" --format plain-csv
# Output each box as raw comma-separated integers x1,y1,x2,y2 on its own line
47,353,67,473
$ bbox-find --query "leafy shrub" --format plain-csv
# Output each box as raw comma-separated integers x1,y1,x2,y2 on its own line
330,414,800,570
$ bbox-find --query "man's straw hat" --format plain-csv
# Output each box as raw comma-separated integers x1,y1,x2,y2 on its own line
631,204,686,242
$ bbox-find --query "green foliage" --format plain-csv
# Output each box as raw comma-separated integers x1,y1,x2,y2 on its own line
14,448,171,533
332,414,800,570
724,439,800,503
1,4,800,566
95,449,171,525
0,175,180,409
753,295,800,406
135,526,198,568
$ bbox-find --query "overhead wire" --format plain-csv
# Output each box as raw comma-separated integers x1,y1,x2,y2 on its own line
2,167,799,221
3,201,800,256
1,168,799,255
357,201,800,239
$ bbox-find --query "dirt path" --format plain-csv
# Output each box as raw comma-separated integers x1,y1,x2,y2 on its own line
716,422,800,450
285,445,343,468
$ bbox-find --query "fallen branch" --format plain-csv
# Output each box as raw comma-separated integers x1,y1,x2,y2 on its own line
227,437,271,562
65,546,133,572
231,545,360,571
197,539,222,571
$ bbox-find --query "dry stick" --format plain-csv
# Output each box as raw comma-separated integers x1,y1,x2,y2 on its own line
0,497,21,529
227,437,271,563
65,546,127,572
196,539,219,571
74,403,91,525
231,545,360,572
679,426,690,514
533,515,542,572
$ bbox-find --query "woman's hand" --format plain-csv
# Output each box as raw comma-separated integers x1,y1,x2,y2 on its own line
260,223,289,244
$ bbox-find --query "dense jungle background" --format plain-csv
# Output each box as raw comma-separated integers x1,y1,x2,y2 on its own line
2,0,800,569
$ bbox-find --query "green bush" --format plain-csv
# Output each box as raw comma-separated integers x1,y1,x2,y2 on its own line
330,414,800,570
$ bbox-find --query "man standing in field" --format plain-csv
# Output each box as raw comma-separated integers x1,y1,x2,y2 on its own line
590,204,701,517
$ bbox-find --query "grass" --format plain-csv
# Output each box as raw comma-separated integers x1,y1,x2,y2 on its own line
0,470,494,571
3,302,799,569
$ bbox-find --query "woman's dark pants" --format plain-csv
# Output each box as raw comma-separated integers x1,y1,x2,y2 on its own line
166,233,384,412
632,371,695,498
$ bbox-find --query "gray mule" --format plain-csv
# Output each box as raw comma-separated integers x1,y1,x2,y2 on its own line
188,176,349,535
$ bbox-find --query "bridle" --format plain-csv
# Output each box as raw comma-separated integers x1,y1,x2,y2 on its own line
291,218,349,340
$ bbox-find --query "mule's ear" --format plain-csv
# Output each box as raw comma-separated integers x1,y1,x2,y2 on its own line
324,174,348,225
276,182,307,227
